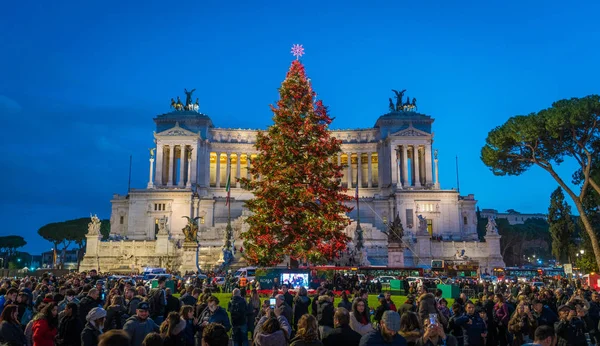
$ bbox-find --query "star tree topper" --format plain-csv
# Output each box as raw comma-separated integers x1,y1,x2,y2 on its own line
291,44,305,60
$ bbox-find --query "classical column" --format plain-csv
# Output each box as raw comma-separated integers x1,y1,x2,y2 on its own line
434,150,440,189
357,153,362,188
167,145,175,186
414,145,421,187
147,156,155,189
215,152,221,187
155,144,163,186
347,153,353,188
225,153,231,185
424,145,433,186
396,148,402,188
236,152,241,188
178,145,186,187
337,153,342,186
247,154,251,179
402,145,409,186
186,150,192,188
367,152,373,188
390,144,398,186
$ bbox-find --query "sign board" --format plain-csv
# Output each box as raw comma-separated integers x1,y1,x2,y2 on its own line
564,264,573,275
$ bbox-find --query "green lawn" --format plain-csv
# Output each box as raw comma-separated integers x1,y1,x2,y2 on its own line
209,292,455,315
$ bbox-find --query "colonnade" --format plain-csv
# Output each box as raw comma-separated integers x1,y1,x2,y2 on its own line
390,143,433,188
209,152,255,188
152,144,196,187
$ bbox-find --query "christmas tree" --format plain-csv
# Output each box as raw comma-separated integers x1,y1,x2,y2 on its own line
240,45,352,267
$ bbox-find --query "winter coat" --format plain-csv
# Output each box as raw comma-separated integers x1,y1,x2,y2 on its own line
358,329,408,346
349,311,373,336
290,335,324,346
415,335,458,346
195,307,231,339
455,313,487,346
338,299,352,312
162,319,186,346
254,315,291,346
316,296,334,328
419,293,443,326
32,318,57,346
123,315,160,346
126,296,143,316
322,324,362,346
58,315,82,346
104,305,128,331
80,322,101,346
555,318,586,346
0,320,27,346
293,295,311,328
78,296,99,326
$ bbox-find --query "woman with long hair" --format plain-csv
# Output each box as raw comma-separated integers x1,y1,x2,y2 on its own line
0,304,27,346
179,305,195,346
507,303,536,346
494,293,510,346
160,311,186,346
247,289,261,344
58,302,82,346
398,312,421,346
349,298,373,336
290,314,322,346
104,295,127,331
32,302,58,346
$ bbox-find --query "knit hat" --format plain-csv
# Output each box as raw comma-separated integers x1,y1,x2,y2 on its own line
86,307,107,322
381,311,401,332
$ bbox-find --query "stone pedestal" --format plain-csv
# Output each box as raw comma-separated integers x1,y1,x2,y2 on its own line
180,242,199,274
388,242,404,267
415,234,432,267
484,233,505,272
155,233,170,255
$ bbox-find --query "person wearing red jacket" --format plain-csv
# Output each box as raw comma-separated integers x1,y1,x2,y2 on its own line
385,292,397,312
32,302,58,346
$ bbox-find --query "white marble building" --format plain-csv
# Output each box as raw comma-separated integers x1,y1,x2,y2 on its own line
81,101,504,273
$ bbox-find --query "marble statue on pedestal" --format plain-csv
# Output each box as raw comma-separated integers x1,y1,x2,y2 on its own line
417,214,428,235
157,216,169,236
87,214,101,235
486,216,499,235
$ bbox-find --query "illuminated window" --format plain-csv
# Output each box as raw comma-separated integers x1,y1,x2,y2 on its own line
427,219,433,235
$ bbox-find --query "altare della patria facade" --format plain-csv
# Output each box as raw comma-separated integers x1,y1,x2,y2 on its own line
80,89,505,273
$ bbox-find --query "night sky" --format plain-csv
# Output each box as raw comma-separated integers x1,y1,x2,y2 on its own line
1,1,598,254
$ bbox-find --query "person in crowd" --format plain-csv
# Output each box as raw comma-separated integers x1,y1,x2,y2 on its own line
455,301,486,346
531,299,558,328
149,277,167,325
522,325,556,346
247,289,261,339
350,298,373,336
316,291,335,339
58,302,83,346
179,305,195,346
419,292,447,329
480,293,497,346
228,288,249,346
181,288,200,307
164,288,181,319
81,307,106,346
32,302,58,346
195,296,230,345
141,332,164,346
98,329,130,346
322,308,362,346
125,287,143,316
399,295,417,316
123,302,160,346
338,291,352,311
554,304,586,346
385,292,397,312
282,285,294,308
0,288,18,315
399,311,422,346
201,323,229,346
104,295,127,331
493,294,509,346
58,289,79,314
254,308,291,346
275,294,293,329
359,310,407,346
290,314,323,346
293,287,311,330
0,304,27,346
78,289,100,326
507,302,537,345
160,311,186,346
17,291,33,326
416,314,458,346
374,294,390,326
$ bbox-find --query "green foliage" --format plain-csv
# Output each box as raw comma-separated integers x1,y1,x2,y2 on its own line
0,236,27,268
481,95,600,270
547,187,576,263
498,218,550,265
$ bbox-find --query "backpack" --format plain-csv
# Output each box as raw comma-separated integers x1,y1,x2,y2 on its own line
148,289,164,316
229,298,246,325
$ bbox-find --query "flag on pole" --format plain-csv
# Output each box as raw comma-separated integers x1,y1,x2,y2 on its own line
355,174,359,201
225,168,231,206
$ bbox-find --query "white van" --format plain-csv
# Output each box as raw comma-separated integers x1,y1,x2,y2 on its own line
234,267,257,282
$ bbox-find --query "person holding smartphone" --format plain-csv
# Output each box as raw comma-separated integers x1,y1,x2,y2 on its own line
508,303,537,345
416,315,458,346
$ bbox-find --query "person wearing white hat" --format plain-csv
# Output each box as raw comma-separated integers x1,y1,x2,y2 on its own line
81,307,106,346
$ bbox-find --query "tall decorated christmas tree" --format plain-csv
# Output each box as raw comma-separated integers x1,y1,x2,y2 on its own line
240,45,352,267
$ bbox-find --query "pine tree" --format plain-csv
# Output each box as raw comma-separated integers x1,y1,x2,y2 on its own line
548,187,575,263
240,59,352,267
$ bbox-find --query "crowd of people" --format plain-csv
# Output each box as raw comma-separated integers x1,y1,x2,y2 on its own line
0,270,597,346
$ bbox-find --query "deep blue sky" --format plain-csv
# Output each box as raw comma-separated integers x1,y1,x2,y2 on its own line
1,1,598,254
